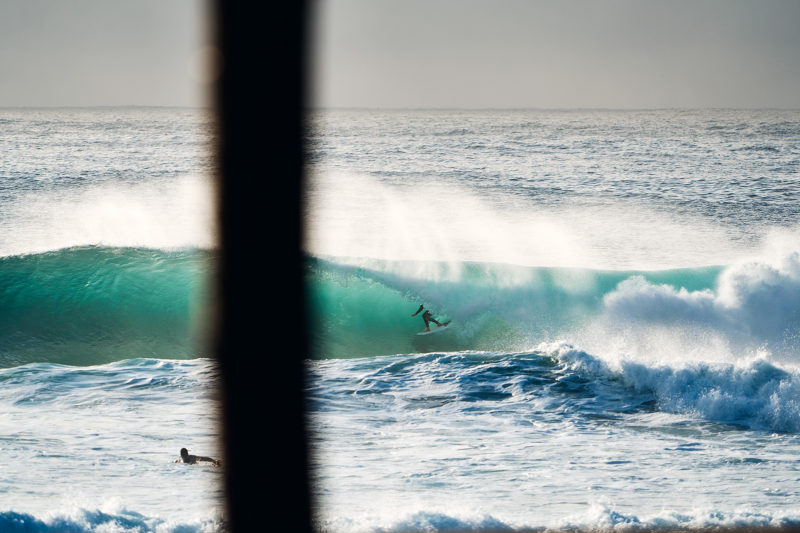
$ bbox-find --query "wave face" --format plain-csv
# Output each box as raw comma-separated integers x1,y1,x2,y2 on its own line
306,255,724,357
0,246,214,367
308,240,800,364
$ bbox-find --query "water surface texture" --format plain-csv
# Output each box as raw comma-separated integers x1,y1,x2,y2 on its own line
0,107,223,532
305,109,800,532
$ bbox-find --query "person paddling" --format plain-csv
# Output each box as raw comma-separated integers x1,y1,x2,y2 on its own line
176,448,220,466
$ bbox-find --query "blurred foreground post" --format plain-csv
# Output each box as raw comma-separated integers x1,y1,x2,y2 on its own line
214,2,310,531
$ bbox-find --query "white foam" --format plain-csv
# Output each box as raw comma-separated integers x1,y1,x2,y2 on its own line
541,340,800,433
585,231,800,365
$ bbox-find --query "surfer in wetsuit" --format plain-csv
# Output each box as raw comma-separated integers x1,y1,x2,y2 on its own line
412,304,444,332
176,448,220,466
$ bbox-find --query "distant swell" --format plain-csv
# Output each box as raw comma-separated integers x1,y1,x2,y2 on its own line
0,246,214,367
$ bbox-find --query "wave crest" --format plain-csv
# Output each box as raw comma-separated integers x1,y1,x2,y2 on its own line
0,246,214,367
598,244,800,362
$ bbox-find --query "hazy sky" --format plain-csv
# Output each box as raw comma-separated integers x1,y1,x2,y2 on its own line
0,0,209,107
310,0,800,109
2,1,798,108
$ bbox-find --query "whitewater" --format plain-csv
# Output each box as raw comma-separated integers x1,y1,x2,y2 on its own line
0,108,224,531
304,109,800,531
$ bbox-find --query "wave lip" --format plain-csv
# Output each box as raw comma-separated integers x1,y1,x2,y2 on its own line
0,246,214,367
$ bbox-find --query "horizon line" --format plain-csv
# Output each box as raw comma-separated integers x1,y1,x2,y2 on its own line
307,105,800,112
2,104,799,112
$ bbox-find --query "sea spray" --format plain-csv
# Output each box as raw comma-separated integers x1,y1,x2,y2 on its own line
0,173,215,257
594,240,800,363
306,108,800,532
304,168,753,270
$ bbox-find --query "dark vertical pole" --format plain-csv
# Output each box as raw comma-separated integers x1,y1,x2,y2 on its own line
214,2,310,531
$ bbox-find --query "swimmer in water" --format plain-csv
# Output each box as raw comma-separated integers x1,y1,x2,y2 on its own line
176,448,220,466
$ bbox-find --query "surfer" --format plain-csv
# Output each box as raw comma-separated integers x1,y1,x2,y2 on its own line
176,448,220,466
412,304,444,332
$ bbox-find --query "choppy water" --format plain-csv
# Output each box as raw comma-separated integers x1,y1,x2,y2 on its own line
0,107,223,532
304,109,800,532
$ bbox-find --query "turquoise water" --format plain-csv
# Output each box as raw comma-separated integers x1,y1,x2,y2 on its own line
0,107,222,531
0,246,214,367
5,105,800,532
307,255,723,358
305,109,800,532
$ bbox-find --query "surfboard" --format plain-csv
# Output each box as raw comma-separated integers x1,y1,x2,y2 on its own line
416,321,451,335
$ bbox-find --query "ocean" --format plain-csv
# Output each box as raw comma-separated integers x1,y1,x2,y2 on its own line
304,109,800,531
0,108,224,531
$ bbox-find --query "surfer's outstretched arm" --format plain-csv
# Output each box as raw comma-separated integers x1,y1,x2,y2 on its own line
411,304,424,317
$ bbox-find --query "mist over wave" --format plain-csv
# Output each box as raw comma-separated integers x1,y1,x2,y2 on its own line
304,168,759,271
0,173,216,258
0,109,217,367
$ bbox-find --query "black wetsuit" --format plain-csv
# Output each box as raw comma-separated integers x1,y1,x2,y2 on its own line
422,310,441,328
